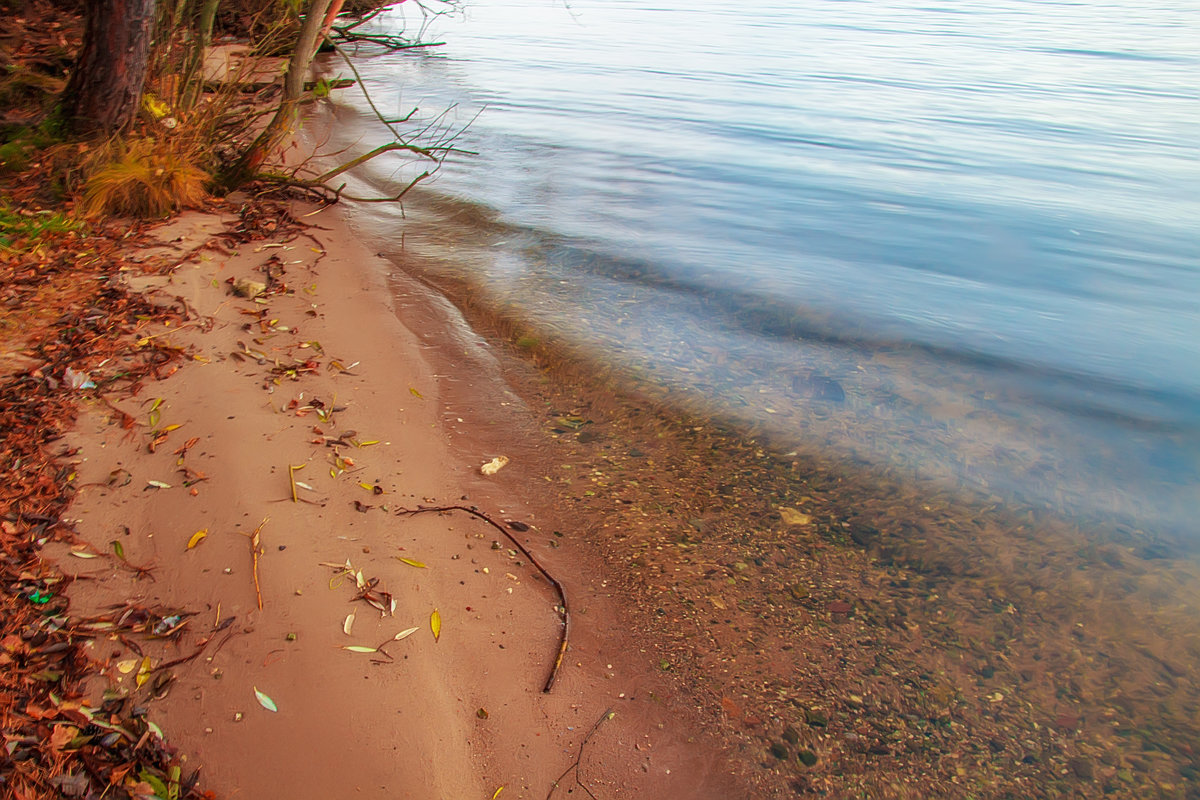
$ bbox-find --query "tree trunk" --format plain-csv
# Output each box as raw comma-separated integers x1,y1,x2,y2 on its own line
60,0,157,134
220,0,333,190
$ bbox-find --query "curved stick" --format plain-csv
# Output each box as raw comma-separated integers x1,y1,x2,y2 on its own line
396,504,568,692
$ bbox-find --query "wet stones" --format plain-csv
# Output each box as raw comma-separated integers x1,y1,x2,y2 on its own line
791,373,846,403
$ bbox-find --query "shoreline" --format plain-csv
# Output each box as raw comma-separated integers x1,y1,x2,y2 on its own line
6,187,1197,798
342,204,1200,797
50,197,744,799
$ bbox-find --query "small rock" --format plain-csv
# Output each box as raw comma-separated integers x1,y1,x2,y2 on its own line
788,584,810,602
792,374,845,402
804,709,827,727
782,725,800,745
769,742,789,760
232,278,267,299
1069,757,1094,780
797,750,819,767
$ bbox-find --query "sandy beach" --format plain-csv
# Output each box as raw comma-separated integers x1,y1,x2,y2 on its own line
1,125,1193,800
47,199,745,799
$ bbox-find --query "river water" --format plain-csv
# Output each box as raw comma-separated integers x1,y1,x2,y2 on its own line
321,0,1199,543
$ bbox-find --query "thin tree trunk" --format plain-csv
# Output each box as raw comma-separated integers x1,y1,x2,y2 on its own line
221,0,334,189
61,0,157,134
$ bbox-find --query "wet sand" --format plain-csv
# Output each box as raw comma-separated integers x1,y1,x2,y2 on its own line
369,221,1200,799
54,201,744,799
48,192,1200,799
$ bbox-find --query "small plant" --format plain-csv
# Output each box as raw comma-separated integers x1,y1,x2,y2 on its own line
0,202,80,251
79,137,209,219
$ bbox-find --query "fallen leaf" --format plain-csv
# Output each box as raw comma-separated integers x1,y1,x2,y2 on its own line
134,657,152,688
393,626,419,640
492,788,504,799
253,687,277,712
146,480,172,490
69,550,100,559
288,463,305,502
431,608,442,642
396,557,427,569
409,387,423,399
110,540,125,560
340,645,377,653
343,612,355,636
187,529,208,549
116,659,138,674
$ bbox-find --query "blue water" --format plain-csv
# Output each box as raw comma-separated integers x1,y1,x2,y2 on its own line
324,0,1200,537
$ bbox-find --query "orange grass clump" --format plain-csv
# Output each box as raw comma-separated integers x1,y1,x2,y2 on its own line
80,137,209,219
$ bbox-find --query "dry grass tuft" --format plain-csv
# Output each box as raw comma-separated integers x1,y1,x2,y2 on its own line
80,137,209,219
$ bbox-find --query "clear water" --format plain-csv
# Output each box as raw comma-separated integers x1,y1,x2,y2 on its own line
321,0,1200,539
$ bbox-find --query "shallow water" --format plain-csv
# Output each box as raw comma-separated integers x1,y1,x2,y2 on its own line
321,0,1199,539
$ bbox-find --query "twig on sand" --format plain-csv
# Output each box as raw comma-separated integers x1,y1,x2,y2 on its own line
395,504,570,693
244,517,269,609
547,708,615,800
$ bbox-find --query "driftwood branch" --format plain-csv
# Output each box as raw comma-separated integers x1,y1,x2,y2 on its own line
547,708,615,799
397,505,569,693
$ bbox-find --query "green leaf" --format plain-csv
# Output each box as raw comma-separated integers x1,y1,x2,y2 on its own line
253,686,278,712
139,770,169,799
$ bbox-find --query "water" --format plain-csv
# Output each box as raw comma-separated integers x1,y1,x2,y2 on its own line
320,0,1200,540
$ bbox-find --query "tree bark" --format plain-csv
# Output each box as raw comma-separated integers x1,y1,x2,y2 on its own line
60,0,157,134
220,0,334,190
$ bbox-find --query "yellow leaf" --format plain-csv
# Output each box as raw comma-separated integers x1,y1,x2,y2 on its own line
69,550,99,559
343,613,355,636
116,659,138,674
431,608,442,642
358,482,375,491
340,645,377,653
135,657,152,688
187,529,208,549
493,788,504,800
396,557,427,569
409,387,423,399
161,423,182,432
